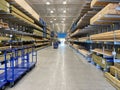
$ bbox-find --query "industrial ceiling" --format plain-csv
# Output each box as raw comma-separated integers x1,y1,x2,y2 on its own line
26,0,87,33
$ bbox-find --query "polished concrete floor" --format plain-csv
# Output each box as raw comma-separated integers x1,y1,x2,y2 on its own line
7,44,115,90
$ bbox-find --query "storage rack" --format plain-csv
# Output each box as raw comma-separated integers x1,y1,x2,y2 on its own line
67,0,120,89
0,0,52,89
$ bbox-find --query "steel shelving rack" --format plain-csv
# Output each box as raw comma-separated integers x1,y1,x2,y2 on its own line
0,0,52,89
67,0,120,89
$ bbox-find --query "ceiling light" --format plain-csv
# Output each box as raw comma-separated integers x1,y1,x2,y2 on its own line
46,2,50,5
61,21,64,23
50,10,54,13
63,18,66,20
50,21,53,23
63,10,66,13
54,18,56,20
63,1,67,4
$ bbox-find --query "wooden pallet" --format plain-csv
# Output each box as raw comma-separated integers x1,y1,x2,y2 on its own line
90,3,120,25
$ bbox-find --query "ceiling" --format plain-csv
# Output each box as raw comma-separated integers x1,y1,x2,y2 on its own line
26,0,87,33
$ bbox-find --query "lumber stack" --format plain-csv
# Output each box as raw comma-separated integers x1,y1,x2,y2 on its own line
0,36,10,41
92,48,112,56
7,0,40,21
92,53,113,69
21,36,34,41
91,0,120,8
78,49,90,57
110,66,120,79
11,6,34,24
0,0,10,12
72,44,80,50
90,30,120,41
33,30,43,37
90,3,120,25
70,29,80,37
105,72,120,90
79,37,89,42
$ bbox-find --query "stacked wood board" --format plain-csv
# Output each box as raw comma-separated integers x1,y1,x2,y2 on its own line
11,6,34,24
7,0,40,21
105,72,120,90
33,30,43,37
78,49,90,57
0,0,10,12
0,36,10,41
110,66,120,79
92,53,113,69
70,29,80,37
90,3,120,25
92,48,112,57
79,37,89,42
72,44,80,50
90,30,120,41
10,5,36,27
91,0,120,8
21,36,34,41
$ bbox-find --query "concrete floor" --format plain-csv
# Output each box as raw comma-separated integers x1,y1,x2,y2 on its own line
7,44,115,90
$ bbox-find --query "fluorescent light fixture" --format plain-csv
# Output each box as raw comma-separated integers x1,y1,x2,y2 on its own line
63,1,67,4
63,10,66,13
46,2,50,5
50,10,54,13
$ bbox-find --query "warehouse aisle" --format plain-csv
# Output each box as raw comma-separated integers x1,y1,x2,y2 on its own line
7,44,115,90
